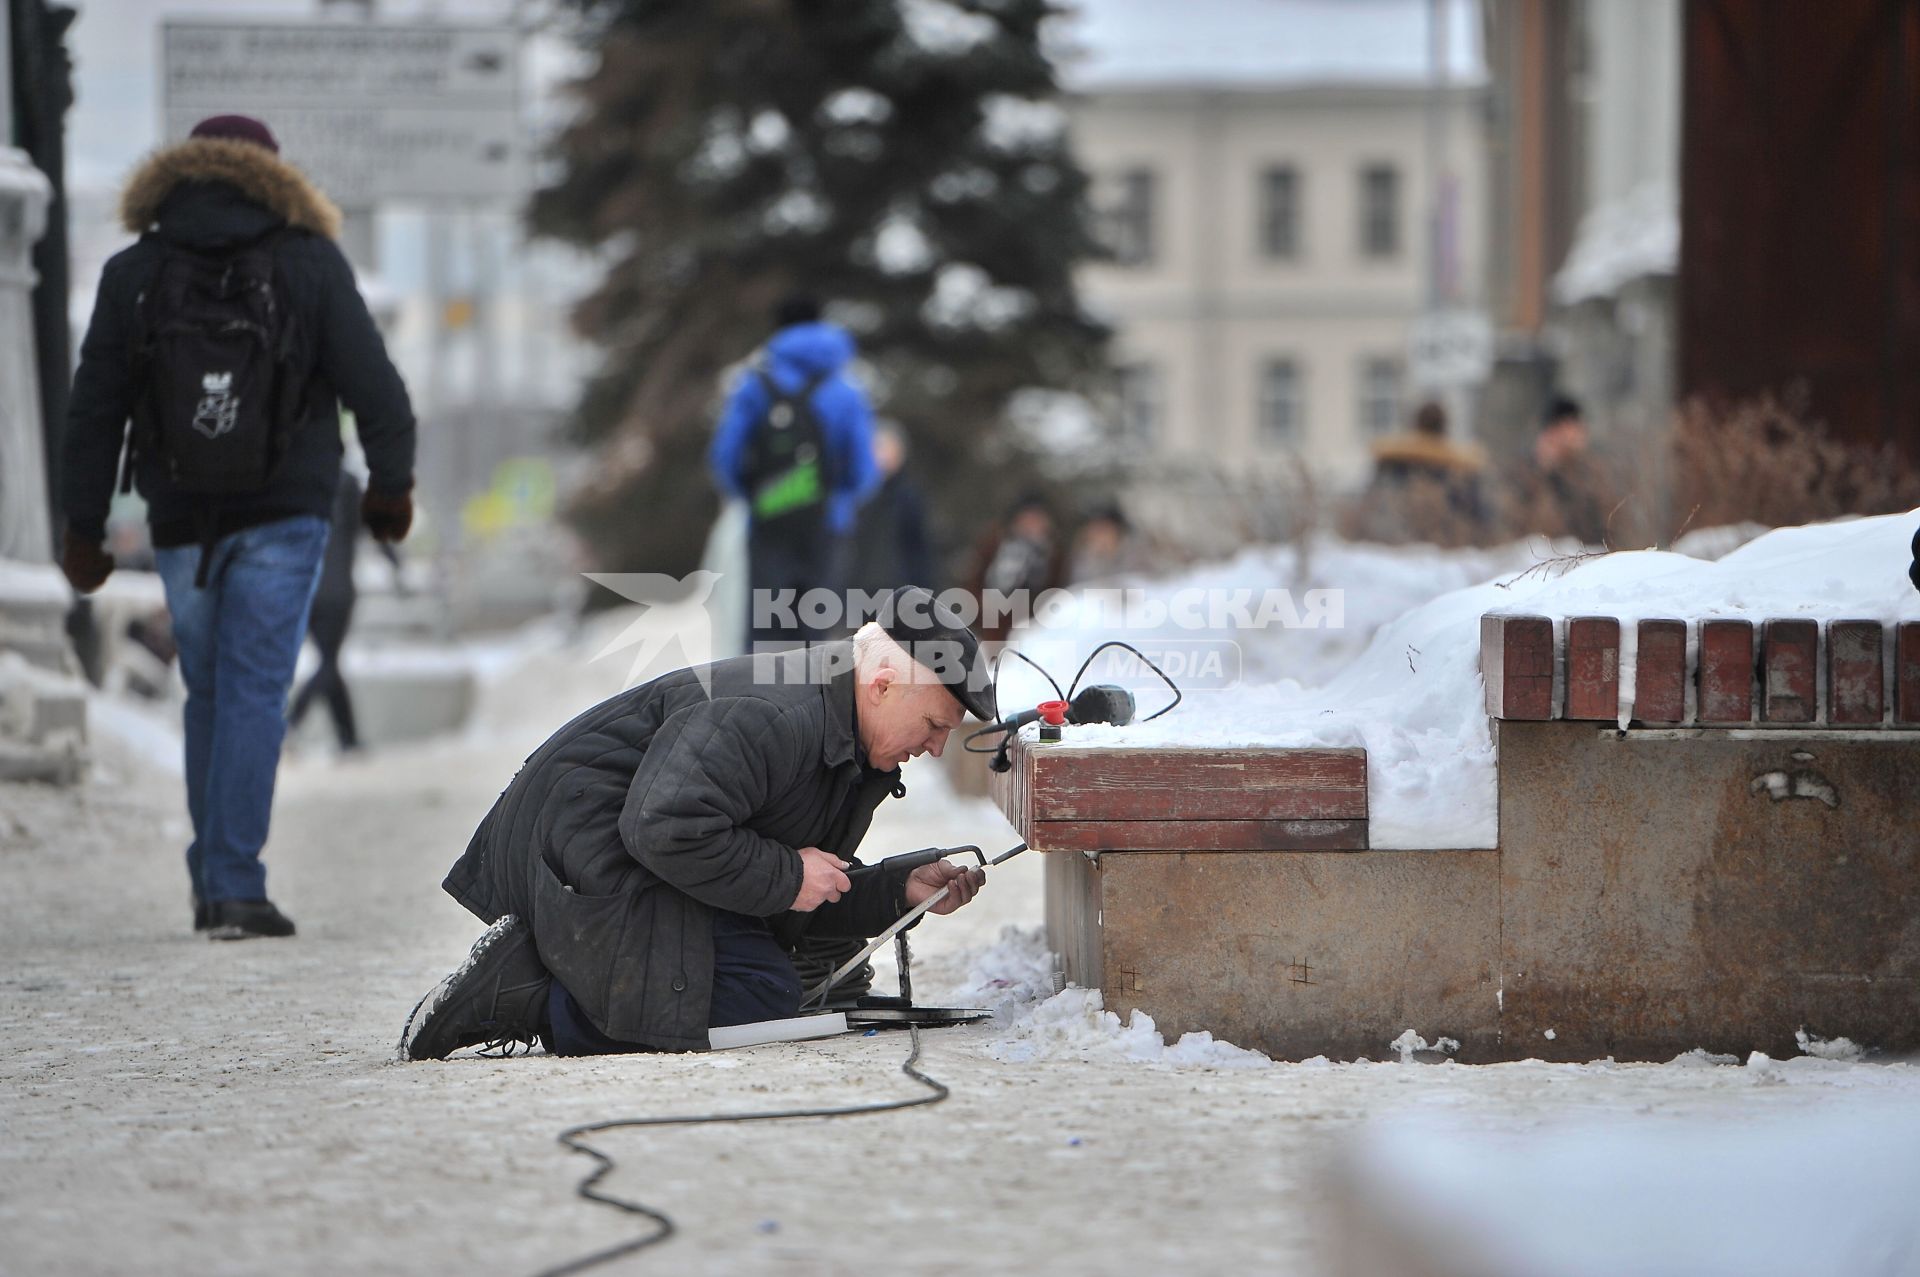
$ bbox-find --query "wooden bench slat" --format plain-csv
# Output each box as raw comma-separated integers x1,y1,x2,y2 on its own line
1698,619,1754,723
1633,619,1687,724
1761,618,1818,723
1027,747,1367,822
1828,620,1884,724
1565,616,1621,721
1896,623,1920,724
1481,614,1554,720
1030,818,1369,853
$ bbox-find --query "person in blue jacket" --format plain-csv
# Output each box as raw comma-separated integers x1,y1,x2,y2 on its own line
709,296,879,647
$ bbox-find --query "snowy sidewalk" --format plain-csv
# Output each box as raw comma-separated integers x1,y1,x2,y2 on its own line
7,719,1920,1275
8,556,1920,1274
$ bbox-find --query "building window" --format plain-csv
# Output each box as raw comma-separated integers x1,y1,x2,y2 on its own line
1359,164,1400,258
1258,358,1304,448
1260,165,1301,259
1359,356,1403,437
1115,361,1160,446
1099,167,1156,267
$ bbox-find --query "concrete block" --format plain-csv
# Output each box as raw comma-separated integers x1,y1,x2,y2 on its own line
1480,614,1554,720
1827,620,1884,724
0,739,82,786
1632,619,1687,724
1697,619,1754,723
1498,721,1920,1061
0,653,88,749
1063,849,1503,1062
1760,618,1817,723
1564,616,1620,721
1045,850,1103,992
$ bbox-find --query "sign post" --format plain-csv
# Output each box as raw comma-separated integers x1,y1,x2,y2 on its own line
1408,308,1494,392
160,21,527,208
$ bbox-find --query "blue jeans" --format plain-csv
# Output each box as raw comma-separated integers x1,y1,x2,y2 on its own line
155,516,329,904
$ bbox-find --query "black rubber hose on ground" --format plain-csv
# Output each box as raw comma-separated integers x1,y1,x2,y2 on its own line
534,1024,948,1277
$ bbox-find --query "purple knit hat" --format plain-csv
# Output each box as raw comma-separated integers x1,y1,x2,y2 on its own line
189,115,280,154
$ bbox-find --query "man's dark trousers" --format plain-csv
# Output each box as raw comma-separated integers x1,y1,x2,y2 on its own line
290,598,359,749
746,524,846,648
545,912,804,1055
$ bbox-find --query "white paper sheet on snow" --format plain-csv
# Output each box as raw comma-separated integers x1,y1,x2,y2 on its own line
708,1012,848,1050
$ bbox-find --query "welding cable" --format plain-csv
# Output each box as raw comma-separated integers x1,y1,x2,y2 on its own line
964,640,1183,761
1065,639,1182,721
532,1024,949,1277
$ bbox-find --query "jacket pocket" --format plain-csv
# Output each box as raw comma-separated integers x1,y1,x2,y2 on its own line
527,855,645,1031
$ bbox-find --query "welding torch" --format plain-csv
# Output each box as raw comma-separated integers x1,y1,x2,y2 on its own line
803,842,1028,1008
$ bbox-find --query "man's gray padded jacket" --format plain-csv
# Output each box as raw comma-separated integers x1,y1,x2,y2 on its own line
443,643,918,1051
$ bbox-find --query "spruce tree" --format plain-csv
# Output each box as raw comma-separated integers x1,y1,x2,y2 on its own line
531,0,1110,580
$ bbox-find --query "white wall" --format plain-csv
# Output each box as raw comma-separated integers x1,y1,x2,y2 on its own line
1072,84,1486,484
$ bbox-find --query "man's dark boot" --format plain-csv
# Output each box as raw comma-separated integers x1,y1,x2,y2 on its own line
401,915,552,1061
193,894,209,932
207,899,296,940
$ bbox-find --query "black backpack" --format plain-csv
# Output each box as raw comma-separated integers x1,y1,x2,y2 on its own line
739,367,835,535
127,228,310,503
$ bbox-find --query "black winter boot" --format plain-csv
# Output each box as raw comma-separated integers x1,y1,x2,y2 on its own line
400,916,552,1061
207,899,296,940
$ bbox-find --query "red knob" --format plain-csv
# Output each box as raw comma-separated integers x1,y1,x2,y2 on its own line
1037,699,1069,726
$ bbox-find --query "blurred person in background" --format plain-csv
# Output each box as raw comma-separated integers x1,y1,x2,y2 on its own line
709,295,879,649
289,468,400,754
967,492,1066,643
1506,395,1614,546
1353,400,1489,547
59,114,416,940
1068,501,1146,585
848,423,935,597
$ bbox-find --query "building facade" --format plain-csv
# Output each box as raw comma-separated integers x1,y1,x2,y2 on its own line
1068,82,1487,486
1479,0,1680,471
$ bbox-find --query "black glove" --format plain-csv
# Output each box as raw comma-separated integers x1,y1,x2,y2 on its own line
1910,525,1920,593
61,531,114,594
362,487,414,543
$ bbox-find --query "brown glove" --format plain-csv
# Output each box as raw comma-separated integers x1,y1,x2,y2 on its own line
362,487,413,543
61,532,114,594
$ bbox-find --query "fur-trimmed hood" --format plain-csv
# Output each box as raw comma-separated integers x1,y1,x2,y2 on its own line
119,137,341,240
1371,430,1488,474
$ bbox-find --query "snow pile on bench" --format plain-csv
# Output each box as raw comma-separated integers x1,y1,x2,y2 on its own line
1002,511,1920,848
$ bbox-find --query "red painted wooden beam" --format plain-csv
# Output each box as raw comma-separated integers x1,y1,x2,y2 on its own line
1633,619,1687,724
1826,620,1883,725
1481,614,1554,720
1697,619,1754,724
1564,616,1621,721
1760,619,1817,723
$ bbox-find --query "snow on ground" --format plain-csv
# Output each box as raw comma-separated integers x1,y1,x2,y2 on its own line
6,518,1920,1272
1002,512,1920,846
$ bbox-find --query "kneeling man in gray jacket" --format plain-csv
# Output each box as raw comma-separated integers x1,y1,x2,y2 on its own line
402,586,995,1058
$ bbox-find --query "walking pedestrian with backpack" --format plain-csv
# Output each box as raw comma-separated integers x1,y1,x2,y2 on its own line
59,115,416,940
289,467,401,755
708,296,879,649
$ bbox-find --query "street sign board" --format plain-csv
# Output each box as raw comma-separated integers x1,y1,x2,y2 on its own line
160,21,526,205
1408,308,1494,390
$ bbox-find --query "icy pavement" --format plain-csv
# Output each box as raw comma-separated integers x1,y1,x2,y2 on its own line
5,713,1919,1275
8,528,1920,1274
